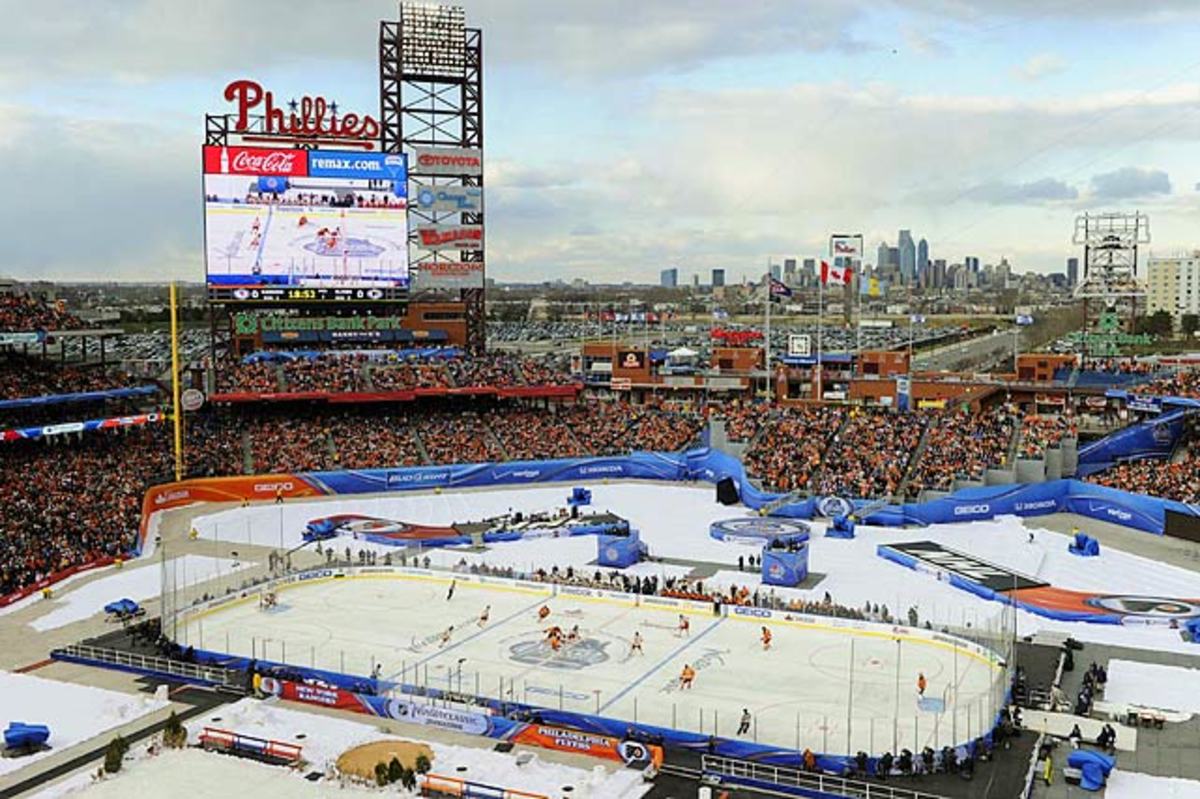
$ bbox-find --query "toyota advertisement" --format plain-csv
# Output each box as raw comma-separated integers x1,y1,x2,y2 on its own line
203,145,409,298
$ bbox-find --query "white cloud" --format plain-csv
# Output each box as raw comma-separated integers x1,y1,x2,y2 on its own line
1088,167,1172,200
1013,53,1066,82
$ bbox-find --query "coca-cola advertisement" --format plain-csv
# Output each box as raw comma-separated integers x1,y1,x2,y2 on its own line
203,145,409,292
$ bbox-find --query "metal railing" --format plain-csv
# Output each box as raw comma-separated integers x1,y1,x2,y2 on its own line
701,755,948,799
53,642,246,692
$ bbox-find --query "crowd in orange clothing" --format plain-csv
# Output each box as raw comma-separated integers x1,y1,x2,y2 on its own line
247,415,335,474
418,411,503,465
485,409,584,461
720,402,770,443
369,362,453,391
814,410,926,499
1019,414,1076,458
328,411,423,469
215,360,279,394
1088,419,1200,504
0,355,144,401
0,427,170,597
1138,370,1200,399
0,294,85,332
743,406,845,493
282,355,368,393
906,409,1017,496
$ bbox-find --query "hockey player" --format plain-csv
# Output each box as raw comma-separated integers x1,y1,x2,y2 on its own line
478,605,490,627
917,672,927,697
629,631,644,656
677,614,691,637
760,626,772,651
679,663,696,689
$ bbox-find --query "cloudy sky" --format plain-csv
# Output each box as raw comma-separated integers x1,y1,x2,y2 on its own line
2,0,1200,284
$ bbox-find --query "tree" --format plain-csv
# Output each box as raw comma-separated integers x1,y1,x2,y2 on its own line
162,711,187,748
1135,310,1174,338
1183,314,1200,338
414,753,432,774
388,757,404,784
374,762,389,786
104,735,129,774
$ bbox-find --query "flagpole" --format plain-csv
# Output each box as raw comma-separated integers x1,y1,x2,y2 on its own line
819,244,827,401
764,258,771,400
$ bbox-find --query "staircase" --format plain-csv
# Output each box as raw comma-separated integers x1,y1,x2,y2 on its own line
410,428,434,465
240,428,254,474
481,416,511,460
896,421,934,500
806,411,852,494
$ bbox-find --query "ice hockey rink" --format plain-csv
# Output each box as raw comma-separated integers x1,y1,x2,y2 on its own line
204,201,409,282
177,569,1006,756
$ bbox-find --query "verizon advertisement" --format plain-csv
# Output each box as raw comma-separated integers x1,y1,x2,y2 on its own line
203,145,409,293
415,224,484,252
410,146,483,176
414,261,485,290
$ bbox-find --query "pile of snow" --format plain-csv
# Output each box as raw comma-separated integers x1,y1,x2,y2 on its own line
30,555,250,632
0,671,169,777
1104,660,1200,715
1106,769,1200,799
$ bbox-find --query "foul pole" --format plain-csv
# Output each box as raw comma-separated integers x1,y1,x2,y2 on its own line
169,282,184,482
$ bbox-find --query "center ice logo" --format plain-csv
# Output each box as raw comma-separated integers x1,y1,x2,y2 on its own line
508,638,610,670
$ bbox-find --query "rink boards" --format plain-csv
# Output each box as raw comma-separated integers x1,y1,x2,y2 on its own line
176,565,1008,756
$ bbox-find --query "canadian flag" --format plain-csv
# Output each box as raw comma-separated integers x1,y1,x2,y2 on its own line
820,260,852,285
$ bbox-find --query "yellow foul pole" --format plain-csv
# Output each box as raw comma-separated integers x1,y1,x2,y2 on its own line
169,282,183,481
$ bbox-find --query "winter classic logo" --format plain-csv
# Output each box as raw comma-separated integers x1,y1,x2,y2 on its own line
507,636,611,671
816,496,854,519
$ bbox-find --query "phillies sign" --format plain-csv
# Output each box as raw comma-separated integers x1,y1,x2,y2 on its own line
223,79,381,143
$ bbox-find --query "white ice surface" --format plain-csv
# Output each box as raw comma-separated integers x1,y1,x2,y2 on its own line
0,671,169,777
29,556,250,632
186,483,1200,656
1104,659,1200,715
1106,770,1200,799
180,573,1003,755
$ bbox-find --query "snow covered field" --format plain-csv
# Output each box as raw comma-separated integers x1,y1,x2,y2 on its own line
0,672,169,778
36,698,648,799
30,556,250,632
1106,769,1200,799
178,571,1004,755
1105,660,1200,715
186,481,1200,656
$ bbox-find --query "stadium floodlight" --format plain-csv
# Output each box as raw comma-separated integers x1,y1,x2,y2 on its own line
400,3,466,78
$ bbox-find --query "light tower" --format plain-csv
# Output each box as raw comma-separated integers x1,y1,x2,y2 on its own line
1072,211,1150,357
380,4,486,352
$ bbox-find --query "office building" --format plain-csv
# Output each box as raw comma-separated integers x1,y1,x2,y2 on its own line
898,230,915,284
659,267,678,288
711,268,726,288
1147,253,1200,326
1067,257,1079,288
916,238,929,286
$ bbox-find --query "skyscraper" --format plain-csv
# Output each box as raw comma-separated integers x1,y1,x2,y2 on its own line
660,267,678,288
711,268,725,288
1067,257,1079,288
916,238,929,286
876,242,890,271
770,264,782,280
898,230,915,285
783,258,797,281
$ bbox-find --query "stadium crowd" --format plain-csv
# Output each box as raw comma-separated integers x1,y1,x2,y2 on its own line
905,408,1017,496
1,355,147,401
814,410,926,499
281,354,368,393
0,294,85,332
328,411,423,469
743,406,845,493
1138,370,1200,399
1088,418,1200,504
0,427,170,597
1018,413,1075,458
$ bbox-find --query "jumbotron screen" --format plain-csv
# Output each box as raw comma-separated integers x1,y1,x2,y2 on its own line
203,145,409,301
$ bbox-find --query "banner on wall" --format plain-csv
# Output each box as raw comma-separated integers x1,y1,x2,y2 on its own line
507,725,663,769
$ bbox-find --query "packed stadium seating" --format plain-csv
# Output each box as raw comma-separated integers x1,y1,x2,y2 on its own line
1018,413,1075,459
0,294,86,332
813,410,926,499
1087,417,1200,504
905,408,1017,496
742,406,845,493
0,355,146,401
0,427,170,597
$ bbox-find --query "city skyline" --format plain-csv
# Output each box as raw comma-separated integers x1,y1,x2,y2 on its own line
3,1,1200,284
